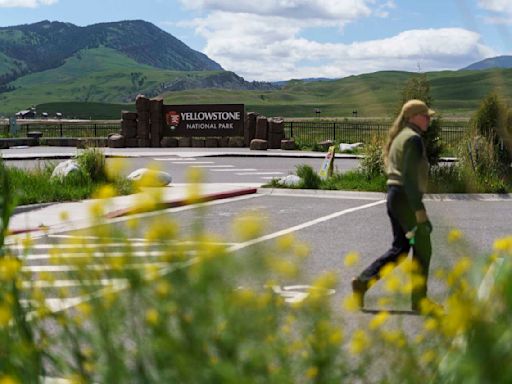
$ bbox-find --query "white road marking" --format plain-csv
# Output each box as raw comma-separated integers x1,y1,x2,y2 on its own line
228,199,386,252
191,165,234,168
211,168,257,172
23,278,127,289
172,161,214,164
153,157,196,161
23,251,171,261
23,262,168,273
235,172,283,176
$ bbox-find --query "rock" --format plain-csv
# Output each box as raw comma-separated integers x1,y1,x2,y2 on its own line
250,139,268,150
278,174,301,187
127,168,172,187
51,160,80,179
205,138,218,147
317,140,333,151
339,142,363,152
255,116,268,140
281,139,296,150
121,111,138,121
108,134,126,148
161,137,178,147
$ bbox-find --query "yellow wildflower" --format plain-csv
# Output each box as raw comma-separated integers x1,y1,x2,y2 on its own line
493,236,512,253
105,158,127,180
344,251,360,267
350,329,370,354
232,213,265,241
421,350,437,365
369,311,390,330
276,233,294,251
384,274,401,293
306,366,319,379
145,308,160,326
447,229,463,243
0,376,20,384
343,294,361,312
293,242,310,259
0,257,22,281
0,304,13,327
93,184,116,199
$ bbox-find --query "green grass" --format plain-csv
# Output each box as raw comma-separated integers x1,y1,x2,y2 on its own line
2,49,512,118
0,47,225,115
5,159,134,206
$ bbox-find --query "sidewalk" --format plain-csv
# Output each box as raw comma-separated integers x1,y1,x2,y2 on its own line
8,182,261,237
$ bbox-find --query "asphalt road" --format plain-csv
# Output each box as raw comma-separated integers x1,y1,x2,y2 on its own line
14,188,512,340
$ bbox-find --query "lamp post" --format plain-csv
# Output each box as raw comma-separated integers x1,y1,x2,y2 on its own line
314,108,321,118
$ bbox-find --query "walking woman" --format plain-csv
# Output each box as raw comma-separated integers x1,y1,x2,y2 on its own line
352,99,438,312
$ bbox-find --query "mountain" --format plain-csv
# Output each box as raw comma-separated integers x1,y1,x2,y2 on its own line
461,55,512,70
0,19,222,85
0,20,278,114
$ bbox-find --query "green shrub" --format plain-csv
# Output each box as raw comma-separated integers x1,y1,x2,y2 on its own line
76,148,107,183
296,164,321,189
470,93,511,179
359,135,385,179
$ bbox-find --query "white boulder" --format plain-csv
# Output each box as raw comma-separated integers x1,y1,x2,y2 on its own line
51,160,81,179
127,168,172,187
339,142,363,152
278,174,301,187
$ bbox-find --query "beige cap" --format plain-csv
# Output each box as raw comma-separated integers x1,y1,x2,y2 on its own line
401,99,435,118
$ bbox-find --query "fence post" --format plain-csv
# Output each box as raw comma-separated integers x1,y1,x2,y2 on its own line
94,124,97,137
333,122,336,142
290,122,294,138
60,124,63,137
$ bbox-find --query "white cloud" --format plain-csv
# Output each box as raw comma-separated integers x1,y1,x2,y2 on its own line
189,8,495,81
0,0,57,7
478,0,512,24
180,0,394,21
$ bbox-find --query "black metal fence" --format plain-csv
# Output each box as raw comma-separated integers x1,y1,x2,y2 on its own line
1,121,121,138
284,121,468,148
1,119,468,149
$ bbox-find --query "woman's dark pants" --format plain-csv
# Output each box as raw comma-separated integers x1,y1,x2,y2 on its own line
357,185,431,307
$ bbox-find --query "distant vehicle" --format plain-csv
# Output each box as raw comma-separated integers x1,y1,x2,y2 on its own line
56,112,63,119
42,112,49,118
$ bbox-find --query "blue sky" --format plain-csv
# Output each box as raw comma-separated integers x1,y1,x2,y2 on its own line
0,0,511,81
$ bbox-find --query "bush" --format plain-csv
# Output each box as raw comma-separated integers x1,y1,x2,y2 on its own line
296,164,321,189
359,135,385,179
470,93,511,179
76,148,107,183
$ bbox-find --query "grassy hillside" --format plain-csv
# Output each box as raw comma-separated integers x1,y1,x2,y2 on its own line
160,68,512,118
0,20,222,82
3,64,512,119
0,47,228,115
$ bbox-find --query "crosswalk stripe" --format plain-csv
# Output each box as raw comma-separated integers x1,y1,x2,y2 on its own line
211,168,257,172
235,172,284,176
22,278,127,289
191,165,234,168
153,157,196,161
171,161,214,164
23,262,168,273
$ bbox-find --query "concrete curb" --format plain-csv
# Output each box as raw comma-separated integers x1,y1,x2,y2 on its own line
105,187,258,219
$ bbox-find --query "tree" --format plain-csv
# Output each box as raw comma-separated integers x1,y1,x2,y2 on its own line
399,74,442,165
471,93,511,178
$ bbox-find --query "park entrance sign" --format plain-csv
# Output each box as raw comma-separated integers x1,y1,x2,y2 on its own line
115,95,285,149
164,104,244,137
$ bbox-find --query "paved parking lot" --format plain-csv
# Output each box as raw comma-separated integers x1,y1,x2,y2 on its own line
9,189,511,329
